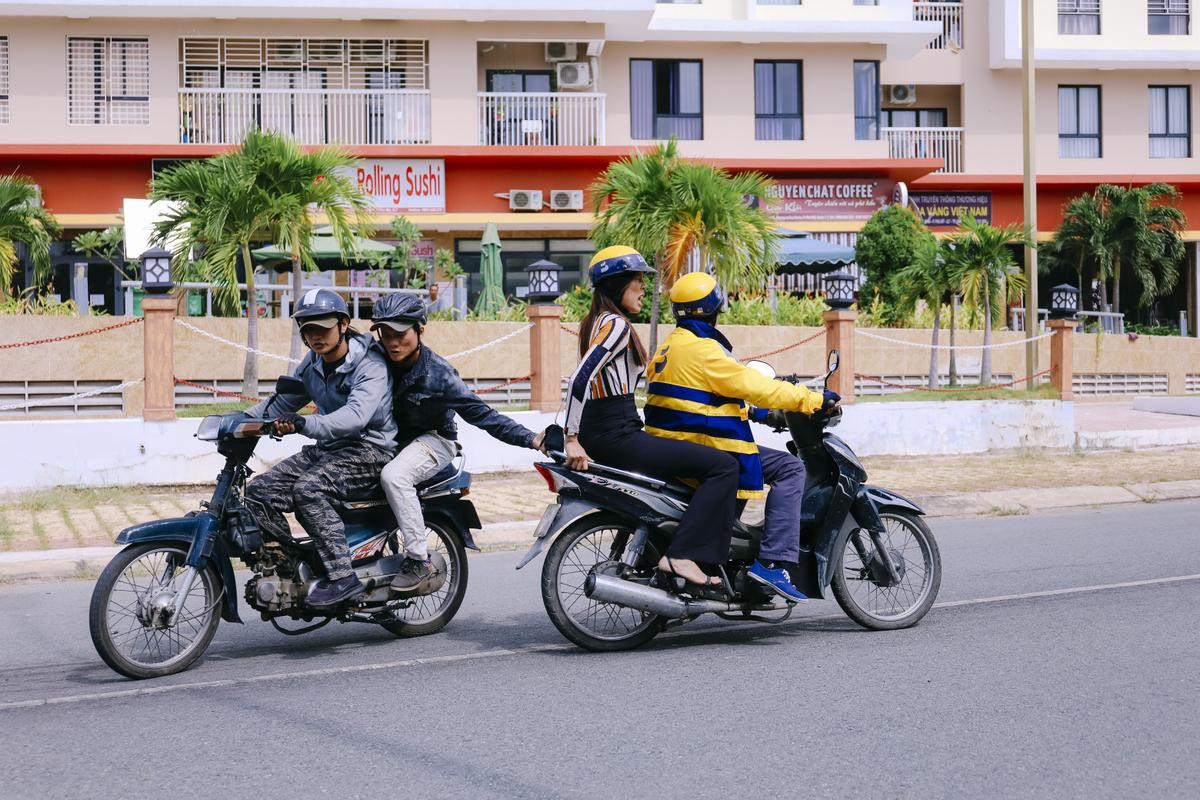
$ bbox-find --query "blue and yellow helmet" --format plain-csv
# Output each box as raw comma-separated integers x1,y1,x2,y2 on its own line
588,245,655,285
669,272,725,319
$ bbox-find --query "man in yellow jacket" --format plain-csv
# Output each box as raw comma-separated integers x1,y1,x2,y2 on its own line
644,272,839,602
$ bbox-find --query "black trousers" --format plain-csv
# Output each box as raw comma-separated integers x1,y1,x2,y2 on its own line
579,395,738,565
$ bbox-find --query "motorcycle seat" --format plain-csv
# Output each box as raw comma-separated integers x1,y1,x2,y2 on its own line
331,463,466,515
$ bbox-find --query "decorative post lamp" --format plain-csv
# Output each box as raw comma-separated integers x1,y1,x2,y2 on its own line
138,247,178,422
524,259,565,412
822,271,856,310
139,247,174,294
524,259,563,304
821,271,858,404
1047,284,1079,401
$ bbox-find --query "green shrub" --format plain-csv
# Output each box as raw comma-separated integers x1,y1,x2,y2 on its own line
1126,323,1179,337
856,205,933,326
776,293,829,326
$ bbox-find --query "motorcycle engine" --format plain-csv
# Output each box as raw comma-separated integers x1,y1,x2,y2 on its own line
244,544,308,612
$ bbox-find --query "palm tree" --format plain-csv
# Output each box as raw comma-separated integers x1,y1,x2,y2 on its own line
152,130,371,394
236,129,372,360
946,217,1029,386
1097,183,1185,312
897,233,950,389
590,140,777,353
1052,192,1111,310
74,225,137,283
0,174,61,300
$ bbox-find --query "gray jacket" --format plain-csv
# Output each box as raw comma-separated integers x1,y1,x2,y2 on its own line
248,331,398,454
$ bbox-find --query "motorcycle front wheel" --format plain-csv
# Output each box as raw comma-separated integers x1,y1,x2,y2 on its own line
89,543,222,679
831,511,941,631
380,519,468,638
540,514,665,652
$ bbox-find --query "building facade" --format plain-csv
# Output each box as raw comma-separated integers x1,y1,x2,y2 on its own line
0,0,1197,330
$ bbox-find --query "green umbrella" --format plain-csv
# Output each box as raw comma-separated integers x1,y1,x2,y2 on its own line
474,222,506,316
251,227,394,268
772,227,856,275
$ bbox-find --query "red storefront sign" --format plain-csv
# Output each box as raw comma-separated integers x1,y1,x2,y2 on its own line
764,178,894,221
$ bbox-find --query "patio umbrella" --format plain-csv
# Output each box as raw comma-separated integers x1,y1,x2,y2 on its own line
772,227,856,275
474,222,506,316
251,226,395,269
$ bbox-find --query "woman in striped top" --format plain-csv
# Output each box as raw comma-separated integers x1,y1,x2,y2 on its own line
564,246,738,588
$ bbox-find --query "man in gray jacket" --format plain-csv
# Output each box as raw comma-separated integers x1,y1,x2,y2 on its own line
244,288,397,608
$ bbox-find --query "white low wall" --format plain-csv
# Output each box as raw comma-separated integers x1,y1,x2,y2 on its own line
0,402,1076,492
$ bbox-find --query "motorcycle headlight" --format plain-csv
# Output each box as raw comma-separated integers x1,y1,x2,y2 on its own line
196,414,222,441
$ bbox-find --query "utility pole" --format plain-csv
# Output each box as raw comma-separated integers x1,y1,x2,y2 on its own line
1021,0,1039,378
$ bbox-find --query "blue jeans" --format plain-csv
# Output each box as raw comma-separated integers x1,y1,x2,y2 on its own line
758,445,807,564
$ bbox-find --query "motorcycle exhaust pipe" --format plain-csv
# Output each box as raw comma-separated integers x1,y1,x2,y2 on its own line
584,572,694,618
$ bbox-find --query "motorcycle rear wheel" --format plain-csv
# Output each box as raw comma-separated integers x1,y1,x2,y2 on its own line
831,511,941,631
541,514,665,652
89,543,222,679
380,519,468,638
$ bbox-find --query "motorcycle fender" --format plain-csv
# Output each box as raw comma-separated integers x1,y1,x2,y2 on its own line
861,485,925,517
423,499,482,551
515,497,601,571
114,517,242,624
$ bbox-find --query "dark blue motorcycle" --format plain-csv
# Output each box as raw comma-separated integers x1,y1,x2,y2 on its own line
89,378,480,679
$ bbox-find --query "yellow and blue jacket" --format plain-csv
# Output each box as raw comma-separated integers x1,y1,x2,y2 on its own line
644,320,825,499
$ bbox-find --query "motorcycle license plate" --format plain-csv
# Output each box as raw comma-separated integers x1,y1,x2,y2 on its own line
532,503,560,540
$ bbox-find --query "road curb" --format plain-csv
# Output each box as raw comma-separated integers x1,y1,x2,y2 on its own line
3,481,1198,583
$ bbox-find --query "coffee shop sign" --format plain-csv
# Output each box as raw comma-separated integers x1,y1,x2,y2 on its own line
762,179,892,221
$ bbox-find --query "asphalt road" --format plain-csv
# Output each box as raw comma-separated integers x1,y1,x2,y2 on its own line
1,500,1198,800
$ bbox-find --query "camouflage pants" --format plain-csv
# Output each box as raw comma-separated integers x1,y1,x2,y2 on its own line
245,442,393,581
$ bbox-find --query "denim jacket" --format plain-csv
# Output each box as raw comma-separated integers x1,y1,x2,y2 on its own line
389,344,536,450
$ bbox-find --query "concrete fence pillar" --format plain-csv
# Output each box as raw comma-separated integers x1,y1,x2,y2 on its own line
142,295,177,422
823,308,857,404
526,303,564,412
1047,318,1074,401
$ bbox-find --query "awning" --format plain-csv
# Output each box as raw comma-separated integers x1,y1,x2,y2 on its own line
773,228,855,275
251,227,394,270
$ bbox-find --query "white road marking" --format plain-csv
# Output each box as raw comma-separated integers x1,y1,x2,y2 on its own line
4,573,1199,711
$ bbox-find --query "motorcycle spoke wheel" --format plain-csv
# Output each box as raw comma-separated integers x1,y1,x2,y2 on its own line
541,516,664,651
831,512,941,631
380,520,468,638
89,544,221,679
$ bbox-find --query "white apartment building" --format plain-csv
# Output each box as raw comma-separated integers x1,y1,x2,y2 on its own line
0,0,1196,327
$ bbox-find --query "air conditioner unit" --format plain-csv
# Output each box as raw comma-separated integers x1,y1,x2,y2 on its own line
556,62,592,90
889,84,917,105
545,42,577,62
509,189,543,212
549,189,584,211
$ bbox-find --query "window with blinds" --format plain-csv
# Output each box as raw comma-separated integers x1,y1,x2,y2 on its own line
67,36,150,125
1058,0,1101,34
178,38,429,90
1149,0,1191,34
0,38,9,125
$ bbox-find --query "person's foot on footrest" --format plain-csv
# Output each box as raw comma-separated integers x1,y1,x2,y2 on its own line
746,560,808,603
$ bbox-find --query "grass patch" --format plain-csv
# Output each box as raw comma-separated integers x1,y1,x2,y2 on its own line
987,505,1028,517
178,400,258,418
859,384,1060,403
1,485,131,511
29,514,49,549
59,508,84,547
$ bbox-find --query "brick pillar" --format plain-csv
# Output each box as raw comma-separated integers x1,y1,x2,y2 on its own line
1047,317,1074,401
526,303,564,412
823,308,857,404
142,295,177,421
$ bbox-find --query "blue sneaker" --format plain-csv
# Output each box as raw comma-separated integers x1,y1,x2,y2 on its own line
746,560,808,603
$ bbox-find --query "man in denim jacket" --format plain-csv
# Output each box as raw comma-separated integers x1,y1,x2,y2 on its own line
370,294,545,592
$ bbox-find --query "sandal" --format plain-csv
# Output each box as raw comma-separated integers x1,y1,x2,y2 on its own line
658,556,722,587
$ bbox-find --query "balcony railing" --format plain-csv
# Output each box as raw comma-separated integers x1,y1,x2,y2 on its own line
178,88,432,146
884,126,964,173
914,2,964,50
477,92,606,147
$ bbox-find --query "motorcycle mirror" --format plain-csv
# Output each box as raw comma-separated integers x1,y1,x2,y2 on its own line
542,424,565,454
745,360,777,380
275,375,306,396
826,349,840,375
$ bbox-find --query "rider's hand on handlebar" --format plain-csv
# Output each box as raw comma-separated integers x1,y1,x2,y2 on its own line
564,436,590,471
821,389,841,413
531,431,548,454
273,412,306,436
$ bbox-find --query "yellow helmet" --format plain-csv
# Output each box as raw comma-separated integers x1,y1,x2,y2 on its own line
588,245,655,284
669,272,725,319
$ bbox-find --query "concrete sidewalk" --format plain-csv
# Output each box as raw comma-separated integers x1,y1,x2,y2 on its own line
4,477,1198,582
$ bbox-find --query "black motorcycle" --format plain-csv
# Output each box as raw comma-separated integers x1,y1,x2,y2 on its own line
89,377,480,679
517,350,941,652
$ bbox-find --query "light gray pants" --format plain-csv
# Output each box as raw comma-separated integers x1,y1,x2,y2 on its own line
381,432,458,560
